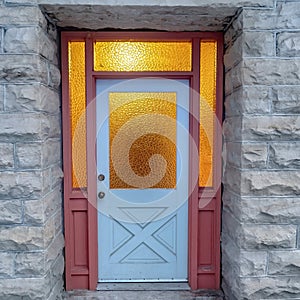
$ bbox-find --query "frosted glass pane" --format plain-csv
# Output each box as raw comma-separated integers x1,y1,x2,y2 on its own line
109,92,176,189
199,41,217,187
68,42,87,188
94,42,192,71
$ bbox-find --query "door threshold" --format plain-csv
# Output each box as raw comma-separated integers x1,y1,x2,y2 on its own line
97,282,190,291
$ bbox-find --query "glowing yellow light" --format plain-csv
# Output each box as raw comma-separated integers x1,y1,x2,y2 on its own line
109,92,177,189
94,41,192,71
68,41,87,188
199,41,217,187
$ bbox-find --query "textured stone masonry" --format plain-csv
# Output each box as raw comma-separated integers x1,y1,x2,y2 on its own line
0,0,63,299
0,0,300,299
222,1,300,299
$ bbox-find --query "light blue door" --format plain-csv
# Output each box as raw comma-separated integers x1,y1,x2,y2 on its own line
96,78,189,282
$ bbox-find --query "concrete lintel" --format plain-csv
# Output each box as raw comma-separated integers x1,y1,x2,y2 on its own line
40,4,239,31
38,0,274,8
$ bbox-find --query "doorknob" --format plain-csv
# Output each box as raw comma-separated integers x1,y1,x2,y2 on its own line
98,174,105,181
98,192,105,199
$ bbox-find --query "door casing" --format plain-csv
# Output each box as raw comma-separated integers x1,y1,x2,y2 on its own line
61,31,223,290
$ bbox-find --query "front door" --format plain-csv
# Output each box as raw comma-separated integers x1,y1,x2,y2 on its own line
96,78,189,281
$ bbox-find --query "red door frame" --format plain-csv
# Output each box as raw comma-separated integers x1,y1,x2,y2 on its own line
61,31,223,290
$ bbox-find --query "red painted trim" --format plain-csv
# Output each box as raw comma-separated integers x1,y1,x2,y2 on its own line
86,37,98,290
214,35,224,289
91,71,193,78
188,37,200,290
61,31,224,291
61,33,72,290
64,31,222,40
197,33,223,290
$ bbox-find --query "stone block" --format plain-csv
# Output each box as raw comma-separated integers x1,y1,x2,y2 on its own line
0,28,2,53
244,3,300,30
224,11,243,49
242,116,300,141
222,233,239,268
0,200,22,224
229,195,300,224
24,187,62,225
45,187,62,222
5,0,37,4
24,199,44,225
48,278,64,300
222,261,239,300
222,165,241,195
243,31,275,57
241,276,300,299
240,251,267,276
222,209,241,244
224,142,241,168
51,164,63,188
0,55,48,85
225,86,270,117
222,191,241,221
225,62,243,95
269,143,300,168
40,0,274,6
0,252,14,277
0,113,58,142
16,142,42,169
46,233,64,270
17,139,61,170
51,254,64,286
0,85,3,110
5,84,60,113
222,117,242,142
42,114,61,139
4,27,58,63
44,217,56,247
0,226,44,250
222,280,239,300
54,209,62,235
277,32,300,57
241,170,300,196
0,113,41,142
224,35,242,71
241,224,297,249
224,142,268,168
42,168,52,195
42,139,61,167
243,58,300,85
241,143,267,168
0,6,46,27
40,4,237,32
268,250,300,275
0,143,14,168
0,171,42,199
15,252,45,276
272,86,300,114
0,276,50,300
48,63,61,89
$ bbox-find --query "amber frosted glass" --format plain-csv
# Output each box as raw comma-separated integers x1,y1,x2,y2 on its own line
94,41,192,72
199,41,217,187
68,42,87,188
109,92,176,189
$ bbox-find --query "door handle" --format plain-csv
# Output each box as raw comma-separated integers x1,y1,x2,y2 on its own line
98,174,105,181
98,192,105,199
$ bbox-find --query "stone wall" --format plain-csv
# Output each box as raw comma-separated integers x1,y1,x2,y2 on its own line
0,0,300,299
0,0,64,299
223,1,300,299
